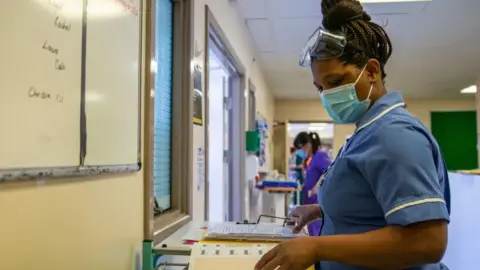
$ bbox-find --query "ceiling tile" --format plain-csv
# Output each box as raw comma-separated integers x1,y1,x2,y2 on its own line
272,17,320,52
267,0,322,18
363,1,430,15
258,52,302,71
246,19,274,52
236,0,268,19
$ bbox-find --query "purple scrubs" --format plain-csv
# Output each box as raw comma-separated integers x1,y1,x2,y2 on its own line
304,150,331,236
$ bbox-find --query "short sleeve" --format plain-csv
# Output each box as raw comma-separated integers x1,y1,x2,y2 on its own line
361,122,450,226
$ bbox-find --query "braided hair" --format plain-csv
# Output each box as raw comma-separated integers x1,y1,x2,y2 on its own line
321,0,392,79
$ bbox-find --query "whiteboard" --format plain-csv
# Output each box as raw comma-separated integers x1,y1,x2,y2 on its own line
84,0,141,166
0,0,142,181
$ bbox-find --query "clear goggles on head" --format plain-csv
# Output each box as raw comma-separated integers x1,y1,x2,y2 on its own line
299,27,348,68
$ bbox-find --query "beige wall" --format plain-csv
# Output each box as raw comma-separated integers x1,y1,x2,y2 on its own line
0,176,143,270
275,98,476,158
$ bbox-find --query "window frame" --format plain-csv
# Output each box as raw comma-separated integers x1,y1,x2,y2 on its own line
143,0,194,243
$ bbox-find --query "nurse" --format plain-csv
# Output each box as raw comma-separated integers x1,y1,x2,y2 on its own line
255,0,451,270
293,131,331,237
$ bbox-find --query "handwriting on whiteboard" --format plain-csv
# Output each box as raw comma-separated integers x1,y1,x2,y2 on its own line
30,0,71,96
28,87,64,103
115,0,139,16
54,16,71,32
42,40,59,56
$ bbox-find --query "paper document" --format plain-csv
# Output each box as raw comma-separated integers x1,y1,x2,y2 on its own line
204,223,306,241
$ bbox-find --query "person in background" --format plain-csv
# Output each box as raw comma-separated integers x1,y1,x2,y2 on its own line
288,146,303,206
256,0,450,269
293,144,307,205
293,131,331,236
288,146,299,180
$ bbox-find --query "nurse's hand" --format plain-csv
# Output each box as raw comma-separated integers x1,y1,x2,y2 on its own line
254,237,317,270
287,204,322,234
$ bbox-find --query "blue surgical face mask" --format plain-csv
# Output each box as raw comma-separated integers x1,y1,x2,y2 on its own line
320,65,373,124
297,149,307,159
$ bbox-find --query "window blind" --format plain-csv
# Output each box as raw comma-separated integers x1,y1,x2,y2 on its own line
154,0,173,211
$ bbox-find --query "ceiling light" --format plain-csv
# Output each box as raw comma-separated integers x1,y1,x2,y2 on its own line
460,85,477,94
308,126,324,131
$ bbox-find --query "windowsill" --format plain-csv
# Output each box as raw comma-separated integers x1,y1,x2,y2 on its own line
153,210,192,244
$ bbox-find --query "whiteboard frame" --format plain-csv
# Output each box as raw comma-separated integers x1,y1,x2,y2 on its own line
0,0,143,182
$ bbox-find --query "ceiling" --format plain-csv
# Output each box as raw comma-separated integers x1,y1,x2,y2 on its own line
287,122,334,140
234,0,480,99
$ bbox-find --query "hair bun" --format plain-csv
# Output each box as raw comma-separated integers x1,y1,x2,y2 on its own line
322,0,371,30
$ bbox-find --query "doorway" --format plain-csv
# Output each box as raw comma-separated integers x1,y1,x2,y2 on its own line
287,122,335,159
205,15,245,223
431,111,478,170
272,122,335,176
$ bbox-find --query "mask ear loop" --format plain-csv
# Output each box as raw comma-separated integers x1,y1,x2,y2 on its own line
355,64,373,101
354,64,368,85
366,84,373,100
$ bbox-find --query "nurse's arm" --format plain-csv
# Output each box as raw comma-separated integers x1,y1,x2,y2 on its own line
310,219,447,269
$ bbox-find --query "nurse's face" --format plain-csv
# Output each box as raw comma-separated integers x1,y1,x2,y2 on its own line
301,143,311,156
310,58,382,103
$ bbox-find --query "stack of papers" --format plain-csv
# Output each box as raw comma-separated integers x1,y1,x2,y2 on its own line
203,223,307,242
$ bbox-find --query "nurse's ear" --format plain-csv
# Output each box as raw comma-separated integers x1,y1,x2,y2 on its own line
366,58,381,83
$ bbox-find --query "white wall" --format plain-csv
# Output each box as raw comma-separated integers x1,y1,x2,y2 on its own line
191,0,275,221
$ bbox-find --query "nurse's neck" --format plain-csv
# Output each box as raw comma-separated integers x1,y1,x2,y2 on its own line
356,88,388,127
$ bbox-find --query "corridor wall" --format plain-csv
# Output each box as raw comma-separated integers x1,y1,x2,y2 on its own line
275,99,476,158
191,0,275,220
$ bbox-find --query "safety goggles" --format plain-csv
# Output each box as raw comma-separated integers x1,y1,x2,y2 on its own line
299,27,348,67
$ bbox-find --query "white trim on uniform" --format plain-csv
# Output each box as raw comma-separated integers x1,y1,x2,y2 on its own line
357,102,405,132
385,198,446,217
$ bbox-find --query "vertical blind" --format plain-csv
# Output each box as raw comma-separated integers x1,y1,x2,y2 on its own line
154,0,173,211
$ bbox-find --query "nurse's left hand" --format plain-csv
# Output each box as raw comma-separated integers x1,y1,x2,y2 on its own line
254,237,317,270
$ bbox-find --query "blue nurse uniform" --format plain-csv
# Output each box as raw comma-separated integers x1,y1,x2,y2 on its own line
317,92,451,270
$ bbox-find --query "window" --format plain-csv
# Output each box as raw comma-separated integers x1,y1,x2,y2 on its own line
143,0,193,243
154,0,173,213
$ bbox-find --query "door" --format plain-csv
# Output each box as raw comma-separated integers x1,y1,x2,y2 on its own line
207,25,244,222
431,111,478,170
223,76,230,221
273,122,288,175
206,49,231,222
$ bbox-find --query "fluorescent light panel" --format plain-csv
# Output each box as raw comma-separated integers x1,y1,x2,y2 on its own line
460,85,477,94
